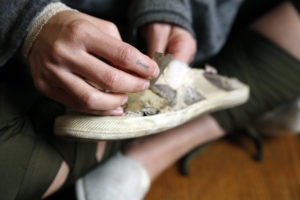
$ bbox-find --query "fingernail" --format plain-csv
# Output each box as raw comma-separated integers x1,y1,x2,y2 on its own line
115,106,123,111
143,81,150,90
152,67,160,78
122,96,128,105
111,107,123,115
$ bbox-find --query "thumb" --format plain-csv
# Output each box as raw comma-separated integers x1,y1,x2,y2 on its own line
141,23,171,57
167,27,197,64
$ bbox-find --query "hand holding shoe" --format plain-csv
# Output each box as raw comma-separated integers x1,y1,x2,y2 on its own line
28,11,159,116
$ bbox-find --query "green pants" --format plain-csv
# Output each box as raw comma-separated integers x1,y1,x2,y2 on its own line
0,62,124,200
211,30,300,133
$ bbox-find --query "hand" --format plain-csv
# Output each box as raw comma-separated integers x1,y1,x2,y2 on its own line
29,11,159,116
140,22,197,64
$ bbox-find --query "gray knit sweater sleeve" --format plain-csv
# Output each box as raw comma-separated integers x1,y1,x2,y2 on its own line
130,0,244,63
192,0,244,62
0,0,58,67
129,0,194,39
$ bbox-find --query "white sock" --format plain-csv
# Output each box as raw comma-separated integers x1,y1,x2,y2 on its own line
76,153,150,200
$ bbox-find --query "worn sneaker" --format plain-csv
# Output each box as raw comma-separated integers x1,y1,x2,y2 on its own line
54,54,249,140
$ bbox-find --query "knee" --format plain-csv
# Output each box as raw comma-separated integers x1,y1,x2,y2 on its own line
42,161,70,199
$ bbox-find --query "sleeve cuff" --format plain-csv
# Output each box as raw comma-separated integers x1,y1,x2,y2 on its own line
22,2,76,62
129,0,195,43
133,11,195,37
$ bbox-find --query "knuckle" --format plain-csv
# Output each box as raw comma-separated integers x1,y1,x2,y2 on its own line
134,81,146,92
34,78,46,92
67,19,89,40
51,42,66,61
118,45,134,65
79,92,97,109
105,22,119,34
103,71,119,90
172,40,185,52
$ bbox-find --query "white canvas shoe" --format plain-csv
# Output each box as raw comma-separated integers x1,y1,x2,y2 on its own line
54,54,249,140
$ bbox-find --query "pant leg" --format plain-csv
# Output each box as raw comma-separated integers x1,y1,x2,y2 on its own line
0,61,98,200
209,30,300,133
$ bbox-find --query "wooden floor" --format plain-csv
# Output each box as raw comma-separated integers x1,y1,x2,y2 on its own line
144,133,300,200
48,132,300,200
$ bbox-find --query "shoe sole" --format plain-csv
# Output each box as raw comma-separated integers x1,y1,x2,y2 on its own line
54,69,249,140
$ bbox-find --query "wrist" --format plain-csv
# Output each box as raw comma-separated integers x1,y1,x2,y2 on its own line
22,2,76,63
